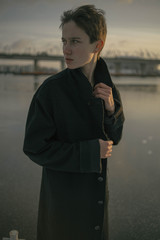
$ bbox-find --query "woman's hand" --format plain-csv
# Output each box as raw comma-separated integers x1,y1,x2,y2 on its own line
93,83,115,115
99,139,113,158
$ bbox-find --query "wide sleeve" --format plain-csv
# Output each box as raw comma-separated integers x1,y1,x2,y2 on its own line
103,84,125,145
23,93,101,173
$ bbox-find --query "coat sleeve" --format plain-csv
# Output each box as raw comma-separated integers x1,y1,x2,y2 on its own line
103,84,125,145
23,93,101,173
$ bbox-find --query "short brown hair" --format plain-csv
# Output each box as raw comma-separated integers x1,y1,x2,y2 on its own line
60,5,107,47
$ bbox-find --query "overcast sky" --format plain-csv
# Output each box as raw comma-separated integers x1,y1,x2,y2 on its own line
0,0,160,57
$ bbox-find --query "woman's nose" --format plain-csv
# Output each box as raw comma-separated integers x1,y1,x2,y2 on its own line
63,43,72,55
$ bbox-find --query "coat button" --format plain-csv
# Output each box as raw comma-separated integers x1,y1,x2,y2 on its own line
98,200,103,205
95,225,100,231
97,176,104,182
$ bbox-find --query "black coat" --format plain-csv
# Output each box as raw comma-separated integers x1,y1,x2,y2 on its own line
23,58,125,240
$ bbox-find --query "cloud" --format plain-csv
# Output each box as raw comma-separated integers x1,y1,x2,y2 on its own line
10,39,33,49
1,38,63,54
0,0,74,7
1,39,35,53
117,0,134,4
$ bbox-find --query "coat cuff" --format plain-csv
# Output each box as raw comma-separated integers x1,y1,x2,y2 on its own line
79,139,100,173
104,98,122,125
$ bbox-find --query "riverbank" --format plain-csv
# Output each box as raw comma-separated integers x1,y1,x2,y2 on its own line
0,75,160,240
0,71,160,77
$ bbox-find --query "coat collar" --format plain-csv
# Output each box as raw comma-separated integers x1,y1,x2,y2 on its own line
67,57,113,104
69,57,113,89
67,58,111,140
94,57,113,88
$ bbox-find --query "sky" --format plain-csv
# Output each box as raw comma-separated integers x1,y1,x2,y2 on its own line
0,0,160,58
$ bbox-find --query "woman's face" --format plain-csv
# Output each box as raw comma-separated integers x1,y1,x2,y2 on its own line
62,21,98,69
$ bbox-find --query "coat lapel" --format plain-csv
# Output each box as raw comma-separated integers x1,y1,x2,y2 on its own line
68,59,111,141
94,58,113,87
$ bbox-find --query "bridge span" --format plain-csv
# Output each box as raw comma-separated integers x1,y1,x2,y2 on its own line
0,53,160,76
0,53,65,72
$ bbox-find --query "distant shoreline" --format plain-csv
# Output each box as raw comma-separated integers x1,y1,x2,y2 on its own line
0,71,160,77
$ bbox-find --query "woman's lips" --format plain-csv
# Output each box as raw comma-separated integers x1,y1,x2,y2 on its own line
65,58,73,64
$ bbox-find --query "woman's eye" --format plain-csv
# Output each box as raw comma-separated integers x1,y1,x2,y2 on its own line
72,40,79,44
61,39,80,46
62,39,67,45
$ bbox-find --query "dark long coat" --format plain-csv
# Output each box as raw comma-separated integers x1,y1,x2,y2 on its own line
23,58,125,240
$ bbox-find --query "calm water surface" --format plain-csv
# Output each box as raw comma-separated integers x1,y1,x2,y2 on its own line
0,74,160,240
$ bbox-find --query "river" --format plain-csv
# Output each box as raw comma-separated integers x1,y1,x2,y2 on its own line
0,74,160,240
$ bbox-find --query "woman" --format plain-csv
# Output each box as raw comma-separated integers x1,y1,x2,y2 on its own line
23,5,125,240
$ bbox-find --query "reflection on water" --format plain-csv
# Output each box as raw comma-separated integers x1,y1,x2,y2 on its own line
118,84,159,93
0,74,160,240
110,77,160,240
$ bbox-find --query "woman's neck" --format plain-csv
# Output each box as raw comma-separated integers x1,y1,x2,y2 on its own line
81,55,97,85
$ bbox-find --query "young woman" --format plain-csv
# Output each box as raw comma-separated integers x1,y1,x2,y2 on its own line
23,5,125,240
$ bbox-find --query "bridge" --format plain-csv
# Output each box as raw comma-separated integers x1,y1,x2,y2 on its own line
0,53,160,76
105,57,160,76
0,53,65,72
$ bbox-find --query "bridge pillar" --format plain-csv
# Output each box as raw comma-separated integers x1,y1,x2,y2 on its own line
115,62,121,75
60,59,65,70
34,59,39,72
148,62,158,75
140,62,146,76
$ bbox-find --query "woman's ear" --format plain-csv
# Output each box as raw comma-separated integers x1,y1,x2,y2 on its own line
94,40,104,53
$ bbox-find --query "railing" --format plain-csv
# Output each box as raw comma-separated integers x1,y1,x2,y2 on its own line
2,230,25,240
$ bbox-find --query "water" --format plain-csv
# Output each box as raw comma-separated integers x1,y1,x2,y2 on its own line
0,74,160,240
109,78,160,240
